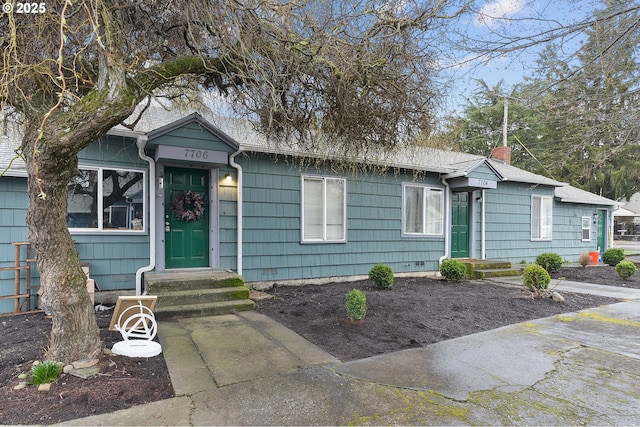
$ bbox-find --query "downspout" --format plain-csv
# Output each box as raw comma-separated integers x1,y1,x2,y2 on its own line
481,189,486,259
135,135,155,296
439,178,451,266
229,150,243,276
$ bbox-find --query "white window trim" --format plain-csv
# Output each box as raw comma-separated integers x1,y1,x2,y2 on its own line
301,175,347,243
68,165,147,235
401,183,445,237
531,195,553,241
581,216,591,242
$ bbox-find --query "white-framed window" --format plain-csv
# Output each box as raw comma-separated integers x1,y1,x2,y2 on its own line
581,216,591,241
402,183,444,236
531,195,553,240
301,175,346,242
67,166,146,233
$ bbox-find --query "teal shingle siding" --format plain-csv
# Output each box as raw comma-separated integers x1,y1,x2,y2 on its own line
0,177,30,312
0,137,152,313
468,163,499,181
79,135,148,168
473,182,601,262
235,153,445,283
149,122,235,151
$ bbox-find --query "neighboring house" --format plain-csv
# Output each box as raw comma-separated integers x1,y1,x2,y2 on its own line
614,193,640,237
0,112,620,313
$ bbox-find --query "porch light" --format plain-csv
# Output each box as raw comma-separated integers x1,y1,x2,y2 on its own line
225,173,232,183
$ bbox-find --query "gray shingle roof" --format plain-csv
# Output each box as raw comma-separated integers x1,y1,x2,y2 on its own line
0,106,622,208
555,185,622,206
487,159,565,187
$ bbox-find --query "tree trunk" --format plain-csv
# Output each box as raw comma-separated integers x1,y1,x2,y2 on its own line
23,125,102,364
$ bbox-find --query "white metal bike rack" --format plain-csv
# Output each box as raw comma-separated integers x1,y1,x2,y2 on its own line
110,296,162,358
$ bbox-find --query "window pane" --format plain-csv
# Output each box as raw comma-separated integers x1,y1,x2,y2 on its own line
67,169,99,228
102,169,144,230
582,217,590,240
326,179,345,240
541,197,552,239
425,189,443,235
404,186,423,233
303,178,323,240
531,196,541,239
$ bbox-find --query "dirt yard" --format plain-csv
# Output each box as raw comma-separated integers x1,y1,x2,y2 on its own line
0,263,630,425
255,271,621,362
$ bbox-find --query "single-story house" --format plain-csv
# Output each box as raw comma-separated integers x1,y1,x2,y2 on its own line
0,111,620,313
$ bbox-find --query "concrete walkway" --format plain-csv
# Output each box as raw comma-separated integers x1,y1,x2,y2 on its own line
61,282,640,426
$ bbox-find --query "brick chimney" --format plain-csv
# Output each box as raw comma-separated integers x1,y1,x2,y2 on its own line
491,146,511,165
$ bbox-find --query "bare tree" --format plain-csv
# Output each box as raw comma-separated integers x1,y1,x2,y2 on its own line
436,0,640,200
0,0,471,362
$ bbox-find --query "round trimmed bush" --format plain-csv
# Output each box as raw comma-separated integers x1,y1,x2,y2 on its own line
522,264,551,291
602,248,624,266
345,289,367,320
439,259,467,282
369,264,394,289
616,260,637,280
535,252,563,273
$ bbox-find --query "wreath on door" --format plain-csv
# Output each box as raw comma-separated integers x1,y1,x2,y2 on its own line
171,191,205,221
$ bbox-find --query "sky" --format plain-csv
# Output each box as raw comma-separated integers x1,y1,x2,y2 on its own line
438,0,608,116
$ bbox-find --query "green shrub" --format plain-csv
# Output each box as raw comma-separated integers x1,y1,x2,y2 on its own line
535,252,563,273
602,248,624,266
30,361,62,385
345,289,367,321
616,260,637,280
439,259,467,282
522,264,551,292
368,264,394,289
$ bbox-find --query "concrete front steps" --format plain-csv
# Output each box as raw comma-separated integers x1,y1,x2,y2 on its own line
457,259,526,279
144,270,254,320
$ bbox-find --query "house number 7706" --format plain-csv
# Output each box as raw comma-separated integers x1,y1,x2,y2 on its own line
184,149,209,159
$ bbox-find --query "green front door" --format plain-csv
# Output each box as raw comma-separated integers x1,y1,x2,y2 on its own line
165,167,210,269
597,209,606,252
451,192,470,258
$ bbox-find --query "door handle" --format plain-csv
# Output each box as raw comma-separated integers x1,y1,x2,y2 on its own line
165,222,170,232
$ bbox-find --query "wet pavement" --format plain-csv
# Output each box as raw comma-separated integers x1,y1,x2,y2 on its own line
60,281,640,426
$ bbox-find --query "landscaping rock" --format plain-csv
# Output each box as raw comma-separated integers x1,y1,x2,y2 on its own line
38,383,51,392
72,358,98,369
68,366,101,379
551,291,565,303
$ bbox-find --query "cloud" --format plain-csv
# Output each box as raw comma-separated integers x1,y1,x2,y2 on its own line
475,0,526,27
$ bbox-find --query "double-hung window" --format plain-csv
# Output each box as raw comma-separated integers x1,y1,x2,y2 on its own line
302,176,346,242
531,195,552,240
403,184,444,236
581,216,591,241
67,166,146,233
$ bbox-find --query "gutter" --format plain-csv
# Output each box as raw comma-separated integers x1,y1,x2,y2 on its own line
439,177,451,266
229,149,243,275
481,189,486,259
135,135,155,295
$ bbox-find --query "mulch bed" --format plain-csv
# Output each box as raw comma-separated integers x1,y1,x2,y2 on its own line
0,263,632,425
0,310,173,425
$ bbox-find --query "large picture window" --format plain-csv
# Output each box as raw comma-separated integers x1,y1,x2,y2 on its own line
302,176,346,242
403,184,444,236
67,167,146,233
531,195,552,240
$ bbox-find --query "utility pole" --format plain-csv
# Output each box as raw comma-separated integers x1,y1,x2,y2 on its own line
503,97,508,147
